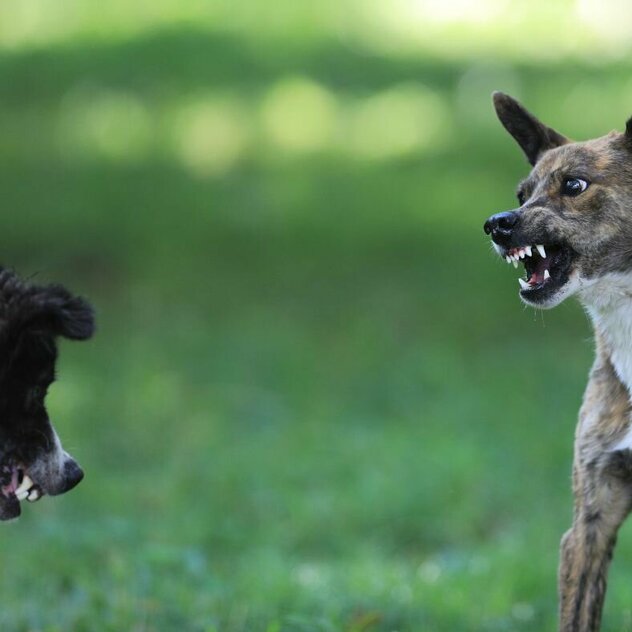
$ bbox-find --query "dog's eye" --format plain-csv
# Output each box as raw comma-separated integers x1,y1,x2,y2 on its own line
562,177,589,196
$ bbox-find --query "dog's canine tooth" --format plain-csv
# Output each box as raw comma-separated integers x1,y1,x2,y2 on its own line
14,475,33,497
27,488,40,502
15,489,28,501
525,246,532,257
519,249,526,259
536,244,546,258
518,277,530,289
544,269,551,280
506,256,512,264
513,259,518,268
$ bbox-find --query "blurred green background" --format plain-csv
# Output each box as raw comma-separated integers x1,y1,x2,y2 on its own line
3,1,632,630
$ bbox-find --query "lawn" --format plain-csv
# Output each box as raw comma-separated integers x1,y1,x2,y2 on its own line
1,4,632,631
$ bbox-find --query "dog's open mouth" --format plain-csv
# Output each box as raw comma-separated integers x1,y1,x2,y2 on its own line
502,243,575,303
0,464,42,503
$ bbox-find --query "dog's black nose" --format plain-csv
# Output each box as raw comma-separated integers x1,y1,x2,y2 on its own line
483,211,519,245
58,459,84,494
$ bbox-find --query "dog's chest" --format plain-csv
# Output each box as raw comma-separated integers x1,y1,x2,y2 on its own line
595,307,632,394
584,279,632,413
583,278,632,395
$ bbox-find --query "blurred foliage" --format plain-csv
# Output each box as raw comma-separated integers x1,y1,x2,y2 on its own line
1,1,632,631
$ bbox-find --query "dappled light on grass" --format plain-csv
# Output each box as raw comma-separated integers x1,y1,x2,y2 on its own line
51,73,453,172
57,86,152,163
347,83,451,161
171,94,250,177
260,77,337,155
260,77,450,161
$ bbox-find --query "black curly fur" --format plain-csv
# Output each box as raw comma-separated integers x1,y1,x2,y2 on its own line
0,267,95,519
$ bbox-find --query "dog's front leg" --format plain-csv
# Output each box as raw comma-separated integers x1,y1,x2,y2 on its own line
558,352,632,632
559,459,630,632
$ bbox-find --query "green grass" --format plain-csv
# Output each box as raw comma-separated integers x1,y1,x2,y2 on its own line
1,12,632,632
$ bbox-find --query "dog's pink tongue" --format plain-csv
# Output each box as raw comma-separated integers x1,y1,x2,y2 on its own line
529,254,550,285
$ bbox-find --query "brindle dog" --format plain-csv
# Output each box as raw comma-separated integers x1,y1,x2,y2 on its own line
485,92,632,632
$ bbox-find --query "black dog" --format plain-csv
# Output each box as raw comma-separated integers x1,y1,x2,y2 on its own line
0,268,95,519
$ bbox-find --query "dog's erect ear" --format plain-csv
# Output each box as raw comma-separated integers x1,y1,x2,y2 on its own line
492,91,568,166
18,285,95,341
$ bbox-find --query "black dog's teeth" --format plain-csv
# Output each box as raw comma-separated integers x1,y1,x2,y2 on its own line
14,474,37,501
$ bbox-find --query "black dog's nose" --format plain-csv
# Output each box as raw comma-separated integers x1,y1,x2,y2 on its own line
58,459,84,494
483,211,519,245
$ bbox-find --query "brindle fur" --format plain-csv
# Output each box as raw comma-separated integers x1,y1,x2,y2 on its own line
490,92,632,632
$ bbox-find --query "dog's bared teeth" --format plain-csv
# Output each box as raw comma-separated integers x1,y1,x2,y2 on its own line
15,489,29,501
519,249,525,259
525,246,532,257
536,244,546,258
518,278,529,289
26,488,40,502
512,259,518,268
544,269,551,280
506,255,512,264
14,475,33,497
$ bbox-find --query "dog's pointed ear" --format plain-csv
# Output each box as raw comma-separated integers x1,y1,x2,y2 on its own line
19,286,95,341
492,91,568,166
